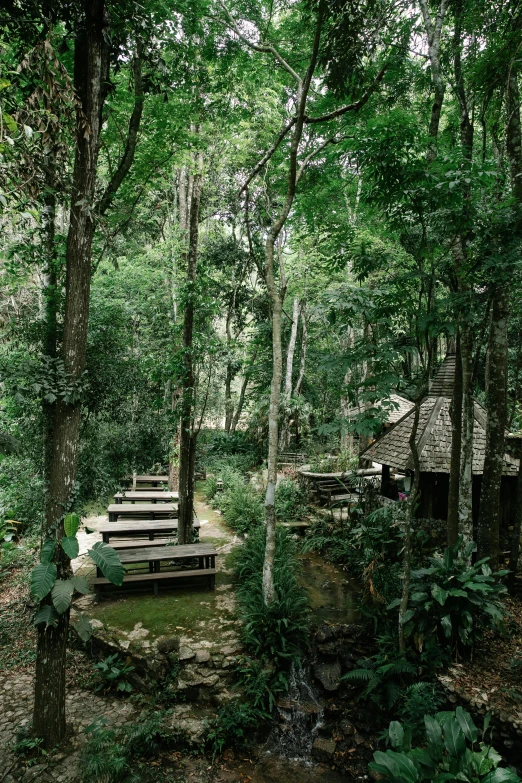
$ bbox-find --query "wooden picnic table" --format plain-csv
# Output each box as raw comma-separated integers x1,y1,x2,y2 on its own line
100,519,199,544
132,475,169,487
108,503,178,522
92,542,216,594
114,491,179,504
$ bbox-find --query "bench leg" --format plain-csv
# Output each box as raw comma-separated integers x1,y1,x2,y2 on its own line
103,533,109,544
209,574,215,590
153,580,158,597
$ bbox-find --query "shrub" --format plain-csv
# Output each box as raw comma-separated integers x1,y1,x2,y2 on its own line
204,475,218,502
207,701,264,757
219,482,264,535
390,540,507,657
370,708,521,783
0,456,44,534
234,654,289,712
93,653,135,694
397,682,445,742
82,721,129,783
344,646,417,710
275,478,307,521
234,527,310,666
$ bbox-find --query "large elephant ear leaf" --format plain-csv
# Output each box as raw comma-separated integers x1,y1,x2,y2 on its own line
62,536,79,559
455,706,478,743
71,575,90,595
51,579,74,614
73,614,93,642
88,542,124,586
31,562,57,601
34,605,60,628
40,539,56,564
64,513,80,538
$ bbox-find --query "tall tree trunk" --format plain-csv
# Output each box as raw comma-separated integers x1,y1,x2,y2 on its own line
230,349,257,435
447,337,462,545
419,0,447,151
224,361,234,433
340,326,354,452
33,0,109,748
477,286,510,568
279,296,300,449
459,327,474,548
294,304,307,397
509,456,522,591
178,156,203,545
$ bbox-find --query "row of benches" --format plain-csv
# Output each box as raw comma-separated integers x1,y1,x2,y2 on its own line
92,476,215,595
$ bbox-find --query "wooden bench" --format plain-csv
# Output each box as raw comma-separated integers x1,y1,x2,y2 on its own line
92,543,217,595
100,519,200,544
108,503,178,522
130,475,169,488
278,452,306,467
92,568,216,595
114,491,179,504
321,490,358,508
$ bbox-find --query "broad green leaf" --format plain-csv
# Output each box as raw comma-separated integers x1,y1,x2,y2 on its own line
51,579,74,614
455,706,478,744
71,575,90,594
400,609,415,624
443,718,466,757
74,614,93,642
440,614,452,637
64,513,80,537
31,562,57,601
483,769,522,783
40,539,56,564
88,542,124,586
431,584,448,605
388,720,404,749
425,714,443,754
62,536,79,559
34,605,59,628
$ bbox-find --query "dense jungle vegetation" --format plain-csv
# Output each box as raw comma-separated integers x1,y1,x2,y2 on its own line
2,0,522,781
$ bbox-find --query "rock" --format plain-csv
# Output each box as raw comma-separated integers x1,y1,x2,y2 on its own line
157,636,180,654
311,737,336,763
195,649,211,663
313,660,342,692
339,719,355,736
178,646,196,662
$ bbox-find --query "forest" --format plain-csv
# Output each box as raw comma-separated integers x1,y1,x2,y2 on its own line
2,0,522,782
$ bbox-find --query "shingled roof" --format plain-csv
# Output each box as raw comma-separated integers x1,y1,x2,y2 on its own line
361,355,519,476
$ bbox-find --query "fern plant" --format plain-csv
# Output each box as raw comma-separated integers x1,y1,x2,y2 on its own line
344,650,416,710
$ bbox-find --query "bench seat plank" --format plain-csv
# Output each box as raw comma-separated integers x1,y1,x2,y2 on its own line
92,568,216,594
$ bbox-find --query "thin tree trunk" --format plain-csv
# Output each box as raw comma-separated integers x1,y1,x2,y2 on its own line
509,457,522,592
230,350,257,435
459,327,474,548
294,304,307,396
419,0,447,150
340,326,354,452
33,0,109,748
477,286,510,568
224,361,234,432
177,155,203,545
448,336,462,545
279,296,300,449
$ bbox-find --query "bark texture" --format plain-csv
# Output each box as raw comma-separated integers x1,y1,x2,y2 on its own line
34,0,109,747
177,159,202,544
458,327,474,548
447,338,462,545
477,286,510,568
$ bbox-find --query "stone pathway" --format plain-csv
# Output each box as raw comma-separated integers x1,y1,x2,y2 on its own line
0,673,137,782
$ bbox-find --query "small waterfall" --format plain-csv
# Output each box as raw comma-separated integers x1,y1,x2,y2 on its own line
268,662,324,760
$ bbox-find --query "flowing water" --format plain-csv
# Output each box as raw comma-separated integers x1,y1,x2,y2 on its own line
268,662,325,760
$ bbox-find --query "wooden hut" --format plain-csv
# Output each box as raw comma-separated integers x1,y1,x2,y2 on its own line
361,354,520,528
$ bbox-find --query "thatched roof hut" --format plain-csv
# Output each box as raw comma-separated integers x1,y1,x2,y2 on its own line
361,354,519,525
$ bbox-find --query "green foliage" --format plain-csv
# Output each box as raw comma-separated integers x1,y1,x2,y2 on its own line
370,708,521,783
82,712,192,783
274,478,307,521
344,646,417,711
206,701,265,758
88,541,125,586
234,654,289,712
0,456,44,534
234,527,309,666
215,472,264,535
93,653,135,694
397,682,445,742
390,541,507,656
